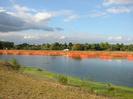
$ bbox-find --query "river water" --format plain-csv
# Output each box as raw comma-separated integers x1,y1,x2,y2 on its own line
0,55,133,87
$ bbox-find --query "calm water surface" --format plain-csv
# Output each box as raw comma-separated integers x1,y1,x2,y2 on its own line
0,55,133,87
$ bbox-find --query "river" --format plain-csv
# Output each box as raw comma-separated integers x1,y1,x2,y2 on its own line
0,55,133,87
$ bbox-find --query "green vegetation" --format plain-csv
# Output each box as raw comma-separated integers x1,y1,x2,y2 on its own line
1,40,133,51
0,41,14,49
23,67,133,99
57,75,68,85
72,44,84,50
0,61,107,99
11,59,21,70
0,59,21,70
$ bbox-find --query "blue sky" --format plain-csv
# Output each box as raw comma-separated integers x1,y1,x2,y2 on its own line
0,0,133,44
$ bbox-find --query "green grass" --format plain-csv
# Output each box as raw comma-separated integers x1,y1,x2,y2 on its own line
22,66,133,99
0,62,107,99
22,67,57,79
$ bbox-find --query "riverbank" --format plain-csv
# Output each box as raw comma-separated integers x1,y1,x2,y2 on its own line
0,61,108,99
22,67,133,99
0,50,133,60
0,61,133,99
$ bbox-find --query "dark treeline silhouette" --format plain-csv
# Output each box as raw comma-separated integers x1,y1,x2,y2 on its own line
0,41,133,51
0,41,14,49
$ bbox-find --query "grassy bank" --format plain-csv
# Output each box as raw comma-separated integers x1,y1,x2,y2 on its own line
23,67,133,99
0,60,133,99
0,61,108,99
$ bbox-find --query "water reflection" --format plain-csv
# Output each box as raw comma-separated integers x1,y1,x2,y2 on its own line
0,55,133,87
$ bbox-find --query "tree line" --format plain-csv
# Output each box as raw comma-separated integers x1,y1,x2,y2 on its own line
0,41,133,51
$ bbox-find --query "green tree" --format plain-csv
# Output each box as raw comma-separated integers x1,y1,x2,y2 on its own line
72,44,84,50
50,42,61,50
68,42,73,50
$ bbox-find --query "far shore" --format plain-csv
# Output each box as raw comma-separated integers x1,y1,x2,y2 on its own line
0,50,133,60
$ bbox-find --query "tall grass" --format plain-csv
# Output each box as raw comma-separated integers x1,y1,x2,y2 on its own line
11,58,21,70
57,75,68,85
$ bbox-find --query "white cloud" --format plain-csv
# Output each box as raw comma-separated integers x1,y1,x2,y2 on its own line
14,5,31,12
116,36,123,40
104,0,133,5
0,4,62,32
89,10,107,17
0,31,132,44
54,10,73,16
23,35,39,40
64,15,79,22
0,7,6,12
108,36,123,41
106,36,133,43
34,12,53,22
12,4,55,24
53,10,80,22
59,36,66,40
106,6,131,14
0,4,80,32
0,32,67,44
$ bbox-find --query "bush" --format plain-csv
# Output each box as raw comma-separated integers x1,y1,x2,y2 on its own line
37,68,43,71
11,59,21,70
107,83,115,92
57,75,68,85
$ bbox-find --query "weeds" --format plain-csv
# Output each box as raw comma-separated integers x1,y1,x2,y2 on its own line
57,75,68,85
107,83,115,92
37,68,43,71
11,58,21,70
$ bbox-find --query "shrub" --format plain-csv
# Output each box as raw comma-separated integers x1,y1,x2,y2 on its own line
37,68,43,71
11,59,21,70
57,75,68,85
107,83,115,92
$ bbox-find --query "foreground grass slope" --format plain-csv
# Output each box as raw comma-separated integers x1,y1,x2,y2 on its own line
0,62,108,99
23,67,133,99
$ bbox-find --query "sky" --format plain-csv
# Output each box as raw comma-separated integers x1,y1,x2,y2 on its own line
0,0,133,44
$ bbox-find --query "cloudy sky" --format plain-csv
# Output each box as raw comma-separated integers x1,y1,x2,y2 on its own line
0,0,133,44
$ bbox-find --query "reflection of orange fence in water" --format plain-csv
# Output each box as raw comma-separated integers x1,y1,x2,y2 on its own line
68,52,97,59
98,53,111,60
127,55,133,61
0,50,133,61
